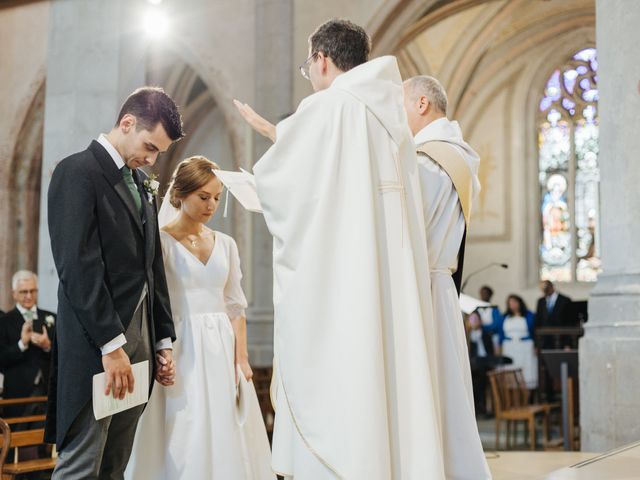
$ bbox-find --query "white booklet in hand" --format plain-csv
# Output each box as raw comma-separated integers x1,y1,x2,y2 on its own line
92,360,149,420
215,168,263,213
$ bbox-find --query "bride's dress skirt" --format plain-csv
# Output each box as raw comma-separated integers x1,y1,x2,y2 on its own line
125,312,274,479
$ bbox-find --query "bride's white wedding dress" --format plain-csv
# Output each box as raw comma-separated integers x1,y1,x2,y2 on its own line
125,230,274,479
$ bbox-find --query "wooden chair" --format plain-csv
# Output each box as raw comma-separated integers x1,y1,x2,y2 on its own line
0,396,48,423
512,369,560,419
487,369,555,450
0,397,56,479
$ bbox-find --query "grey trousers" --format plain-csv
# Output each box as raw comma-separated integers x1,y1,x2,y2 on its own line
52,299,153,480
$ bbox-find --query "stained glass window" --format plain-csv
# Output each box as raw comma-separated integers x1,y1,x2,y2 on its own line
538,48,601,282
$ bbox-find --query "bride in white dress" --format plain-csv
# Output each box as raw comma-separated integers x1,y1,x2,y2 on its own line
125,156,274,480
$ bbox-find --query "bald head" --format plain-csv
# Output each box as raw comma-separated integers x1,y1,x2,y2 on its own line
403,75,448,136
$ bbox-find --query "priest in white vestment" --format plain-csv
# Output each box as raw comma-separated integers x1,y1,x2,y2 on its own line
404,75,492,480
235,20,445,480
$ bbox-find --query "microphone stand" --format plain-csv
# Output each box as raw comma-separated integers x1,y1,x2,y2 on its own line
460,263,509,293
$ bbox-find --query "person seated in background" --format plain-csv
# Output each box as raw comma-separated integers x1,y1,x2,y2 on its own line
497,295,537,392
0,270,56,417
477,285,502,350
468,309,496,416
468,311,494,360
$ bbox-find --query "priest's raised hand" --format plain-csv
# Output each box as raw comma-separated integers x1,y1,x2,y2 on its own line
233,99,276,142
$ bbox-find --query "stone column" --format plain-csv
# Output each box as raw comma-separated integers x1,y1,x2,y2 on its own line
246,0,293,365
37,0,145,310
580,0,640,452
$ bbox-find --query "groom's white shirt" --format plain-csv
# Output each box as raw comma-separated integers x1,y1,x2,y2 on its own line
97,134,172,355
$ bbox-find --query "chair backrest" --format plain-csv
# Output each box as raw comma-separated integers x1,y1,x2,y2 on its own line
0,396,48,430
0,418,9,469
0,396,49,468
0,426,46,468
0,429,45,449
0,396,48,409
488,368,527,415
511,369,531,406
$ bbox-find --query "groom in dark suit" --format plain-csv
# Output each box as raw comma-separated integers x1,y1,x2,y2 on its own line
47,87,184,479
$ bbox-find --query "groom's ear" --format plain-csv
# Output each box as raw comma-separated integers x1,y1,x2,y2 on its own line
118,114,136,134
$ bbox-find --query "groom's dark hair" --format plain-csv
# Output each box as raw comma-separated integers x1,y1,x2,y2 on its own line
116,86,185,141
309,19,371,72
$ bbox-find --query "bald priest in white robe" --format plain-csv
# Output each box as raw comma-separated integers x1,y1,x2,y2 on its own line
403,75,492,480
235,19,446,480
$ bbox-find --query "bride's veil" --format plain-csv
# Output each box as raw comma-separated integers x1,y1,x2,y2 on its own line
158,180,180,228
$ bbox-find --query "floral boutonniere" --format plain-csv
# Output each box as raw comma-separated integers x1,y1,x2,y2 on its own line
45,315,55,328
143,174,160,203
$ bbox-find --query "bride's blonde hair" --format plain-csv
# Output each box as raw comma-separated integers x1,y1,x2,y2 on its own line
168,156,220,208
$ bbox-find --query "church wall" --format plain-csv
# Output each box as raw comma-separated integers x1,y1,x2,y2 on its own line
0,1,49,309
580,0,640,450
124,0,285,365
461,52,596,309
395,0,597,310
292,0,387,104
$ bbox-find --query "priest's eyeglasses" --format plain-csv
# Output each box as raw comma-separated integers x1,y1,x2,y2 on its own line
299,52,319,80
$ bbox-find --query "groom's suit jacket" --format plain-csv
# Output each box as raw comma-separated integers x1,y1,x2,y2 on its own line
45,140,175,448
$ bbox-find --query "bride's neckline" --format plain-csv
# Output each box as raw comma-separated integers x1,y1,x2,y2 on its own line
161,229,217,267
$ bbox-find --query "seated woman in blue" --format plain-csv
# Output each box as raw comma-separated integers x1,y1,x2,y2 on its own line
497,295,537,390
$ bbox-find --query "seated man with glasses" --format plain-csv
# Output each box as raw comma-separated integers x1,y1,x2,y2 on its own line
0,270,56,417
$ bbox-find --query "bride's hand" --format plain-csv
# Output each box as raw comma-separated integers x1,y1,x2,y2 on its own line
233,99,276,143
237,358,253,382
155,349,176,386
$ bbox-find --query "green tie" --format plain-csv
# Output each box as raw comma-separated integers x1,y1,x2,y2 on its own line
23,310,34,322
122,166,143,214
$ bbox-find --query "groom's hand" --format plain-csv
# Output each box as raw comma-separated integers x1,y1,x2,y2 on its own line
155,349,176,386
102,347,134,399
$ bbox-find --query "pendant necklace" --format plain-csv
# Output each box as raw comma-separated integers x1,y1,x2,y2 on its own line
189,229,209,248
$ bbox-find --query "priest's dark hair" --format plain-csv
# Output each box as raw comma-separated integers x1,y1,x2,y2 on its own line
309,19,371,72
115,86,185,141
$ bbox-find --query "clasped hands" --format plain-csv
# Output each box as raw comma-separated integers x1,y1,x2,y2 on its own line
155,348,176,387
20,321,51,351
102,347,176,400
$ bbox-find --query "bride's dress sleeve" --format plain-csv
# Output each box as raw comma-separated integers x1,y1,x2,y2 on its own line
224,236,248,320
